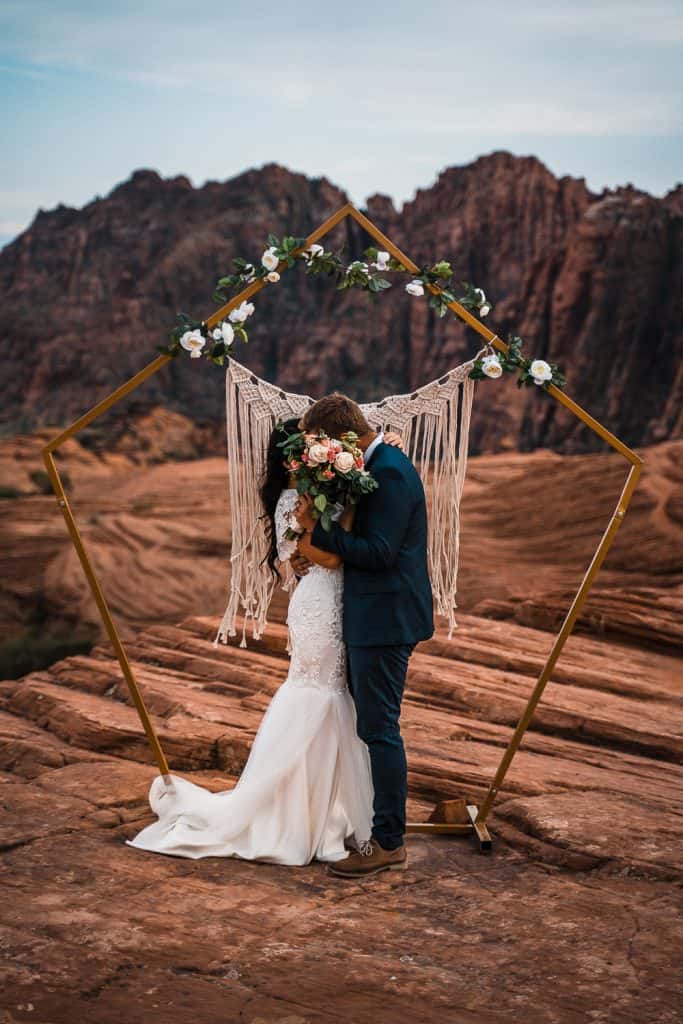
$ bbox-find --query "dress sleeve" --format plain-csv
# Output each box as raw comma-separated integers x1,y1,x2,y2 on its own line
274,492,300,562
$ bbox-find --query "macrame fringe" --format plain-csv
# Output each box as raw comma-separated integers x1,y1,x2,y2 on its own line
214,345,489,647
213,363,312,647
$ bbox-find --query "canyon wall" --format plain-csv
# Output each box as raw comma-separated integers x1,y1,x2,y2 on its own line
1,152,681,454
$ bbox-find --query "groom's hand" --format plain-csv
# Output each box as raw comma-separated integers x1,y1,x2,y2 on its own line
291,547,312,576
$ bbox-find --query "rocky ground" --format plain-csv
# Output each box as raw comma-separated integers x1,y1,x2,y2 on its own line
1,432,681,1022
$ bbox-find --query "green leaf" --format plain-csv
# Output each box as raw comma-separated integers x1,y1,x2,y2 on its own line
314,493,328,512
431,260,452,279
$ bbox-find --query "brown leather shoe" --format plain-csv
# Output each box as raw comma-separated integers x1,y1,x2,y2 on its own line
327,839,407,878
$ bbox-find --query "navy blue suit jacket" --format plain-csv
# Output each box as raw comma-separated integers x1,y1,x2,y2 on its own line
311,442,434,647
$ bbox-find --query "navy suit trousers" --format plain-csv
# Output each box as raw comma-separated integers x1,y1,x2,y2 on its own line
347,642,415,850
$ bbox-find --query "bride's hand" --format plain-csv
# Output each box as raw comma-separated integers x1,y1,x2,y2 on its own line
384,431,405,450
294,494,316,533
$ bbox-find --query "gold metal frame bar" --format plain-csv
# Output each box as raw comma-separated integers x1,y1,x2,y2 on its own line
42,203,642,845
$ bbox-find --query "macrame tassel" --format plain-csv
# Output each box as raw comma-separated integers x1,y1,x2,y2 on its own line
214,359,312,647
361,346,487,637
215,347,488,647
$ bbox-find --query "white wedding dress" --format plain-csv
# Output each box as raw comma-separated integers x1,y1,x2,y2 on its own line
127,488,373,865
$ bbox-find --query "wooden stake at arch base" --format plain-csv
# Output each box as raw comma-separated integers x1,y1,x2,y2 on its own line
42,202,643,852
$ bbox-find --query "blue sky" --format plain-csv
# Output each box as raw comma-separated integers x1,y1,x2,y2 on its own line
1,0,681,249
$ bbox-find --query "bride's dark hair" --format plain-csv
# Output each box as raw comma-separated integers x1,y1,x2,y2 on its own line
260,417,301,579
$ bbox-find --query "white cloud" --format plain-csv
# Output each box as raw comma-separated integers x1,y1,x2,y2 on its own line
0,219,28,235
0,0,680,232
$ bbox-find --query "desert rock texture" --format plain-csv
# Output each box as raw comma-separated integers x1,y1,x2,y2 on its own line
1,152,681,454
1,153,681,1022
1,431,681,1022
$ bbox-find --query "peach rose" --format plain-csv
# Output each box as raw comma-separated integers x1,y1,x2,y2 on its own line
308,443,330,465
334,451,355,474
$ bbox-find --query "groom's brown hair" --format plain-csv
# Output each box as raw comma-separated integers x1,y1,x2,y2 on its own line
303,393,371,439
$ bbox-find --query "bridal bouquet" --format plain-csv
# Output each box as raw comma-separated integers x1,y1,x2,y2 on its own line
277,428,378,532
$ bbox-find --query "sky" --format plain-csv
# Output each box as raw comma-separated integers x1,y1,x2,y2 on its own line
1,0,682,249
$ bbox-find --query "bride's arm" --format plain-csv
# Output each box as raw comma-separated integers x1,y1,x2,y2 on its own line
296,531,342,569
293,500,354,569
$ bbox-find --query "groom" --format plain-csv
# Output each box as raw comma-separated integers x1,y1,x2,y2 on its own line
293,393,434,877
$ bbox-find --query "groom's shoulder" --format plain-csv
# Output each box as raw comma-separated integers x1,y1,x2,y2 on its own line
374,443,418,480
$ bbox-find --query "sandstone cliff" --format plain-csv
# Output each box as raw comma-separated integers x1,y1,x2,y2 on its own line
1,153,680,454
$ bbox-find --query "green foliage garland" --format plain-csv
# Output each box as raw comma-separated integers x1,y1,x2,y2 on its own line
159,233,565,391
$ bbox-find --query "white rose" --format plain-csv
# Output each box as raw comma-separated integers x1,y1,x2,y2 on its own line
334,451,355,473
261,247,279,271
229,305,247,323
480,303,491,317
180,329,205,358
481,355,502,378
530,359,553,384
374,250,390,270
220,321,234,345
308,443,330,464
212,327,222,340
405,280,424,296
306,243,324,260
266,270,280,283
228,300,255,323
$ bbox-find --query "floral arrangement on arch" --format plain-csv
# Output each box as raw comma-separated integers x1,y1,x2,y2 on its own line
160,232,565,391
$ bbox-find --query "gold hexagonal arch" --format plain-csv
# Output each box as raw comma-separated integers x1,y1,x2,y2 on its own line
41,202,643,851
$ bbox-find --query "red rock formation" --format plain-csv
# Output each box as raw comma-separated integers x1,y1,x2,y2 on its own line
2,428,680,657
1,435,681,1020
1,153,680,454
1,609,681,1020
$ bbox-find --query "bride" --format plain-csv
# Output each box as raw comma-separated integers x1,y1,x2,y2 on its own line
127,417,403,865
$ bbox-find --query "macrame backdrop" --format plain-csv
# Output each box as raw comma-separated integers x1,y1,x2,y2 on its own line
214,345,491,648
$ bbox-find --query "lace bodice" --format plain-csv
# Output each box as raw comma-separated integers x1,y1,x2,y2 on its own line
274,489,346,694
